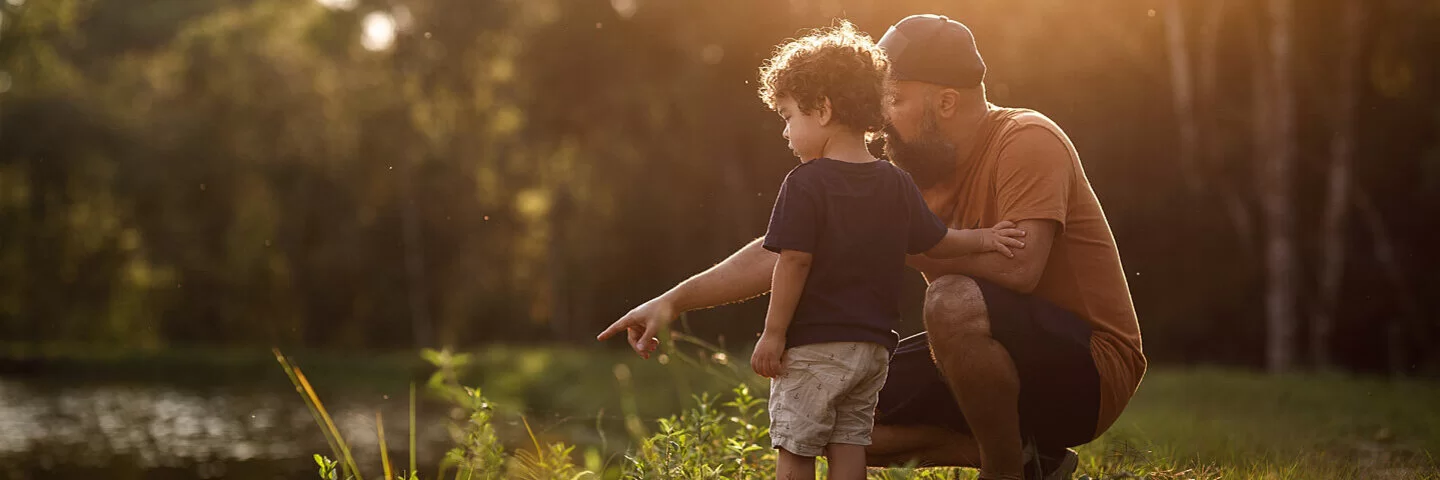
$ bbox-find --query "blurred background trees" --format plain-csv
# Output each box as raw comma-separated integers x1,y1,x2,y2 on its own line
2,0,1437,375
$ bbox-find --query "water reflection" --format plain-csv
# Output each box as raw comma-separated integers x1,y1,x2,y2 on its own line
0,379,449,479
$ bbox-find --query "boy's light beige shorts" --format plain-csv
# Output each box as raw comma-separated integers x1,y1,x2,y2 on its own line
768,341,890,457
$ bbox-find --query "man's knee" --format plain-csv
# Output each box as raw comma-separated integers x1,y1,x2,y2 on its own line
923,275,989,338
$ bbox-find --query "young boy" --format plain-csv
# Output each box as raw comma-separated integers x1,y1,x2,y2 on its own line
751,22,1025,480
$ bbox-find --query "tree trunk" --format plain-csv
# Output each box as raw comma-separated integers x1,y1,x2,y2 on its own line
1259,0,1298,373
1355,190,1421,376
1172,0,1256,254
1162,0,1202,194
1311,0,1365,370
1196,1,1259,252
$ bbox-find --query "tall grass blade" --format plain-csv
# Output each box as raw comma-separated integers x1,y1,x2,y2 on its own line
376,411,393,480
296,366,365,480
409,382,417,480
274,349,345,475
523,416,542,456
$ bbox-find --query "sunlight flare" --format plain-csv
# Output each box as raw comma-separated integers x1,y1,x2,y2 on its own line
361,11,396,52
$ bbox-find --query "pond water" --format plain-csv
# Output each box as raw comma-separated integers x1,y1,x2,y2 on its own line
0,347,733,479
0,377,455,480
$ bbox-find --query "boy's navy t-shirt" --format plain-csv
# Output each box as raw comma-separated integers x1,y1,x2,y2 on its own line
763,158,949,352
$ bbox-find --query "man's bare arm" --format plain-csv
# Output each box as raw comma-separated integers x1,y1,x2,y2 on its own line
907,219,1057,293
597,237,776,357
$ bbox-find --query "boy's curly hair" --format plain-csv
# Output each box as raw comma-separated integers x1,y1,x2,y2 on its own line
758,20,890,133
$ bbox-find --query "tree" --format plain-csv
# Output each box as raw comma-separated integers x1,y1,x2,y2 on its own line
1256,0,1299,373
1311,0,1366,370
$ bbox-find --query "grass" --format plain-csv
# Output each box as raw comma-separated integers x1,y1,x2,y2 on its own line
275,340,1439,480
4,341,1437,478
1079,368,1440,479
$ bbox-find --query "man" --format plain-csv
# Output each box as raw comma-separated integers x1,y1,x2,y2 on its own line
597,14,1145,480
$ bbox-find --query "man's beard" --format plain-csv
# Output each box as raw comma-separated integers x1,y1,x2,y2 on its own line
882,108,958,188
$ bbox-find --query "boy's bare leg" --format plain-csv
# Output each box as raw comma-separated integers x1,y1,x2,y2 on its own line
823,443,866,480
777,447,816,480
924,275,1024,479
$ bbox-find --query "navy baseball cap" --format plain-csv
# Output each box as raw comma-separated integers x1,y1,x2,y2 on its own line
877,14,986,89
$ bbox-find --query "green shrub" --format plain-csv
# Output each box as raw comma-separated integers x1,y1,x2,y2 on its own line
623,385,772,479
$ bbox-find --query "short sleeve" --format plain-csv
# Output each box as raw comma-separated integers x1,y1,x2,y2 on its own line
902,171,948,254
763,170,823,253
995,125,1073,229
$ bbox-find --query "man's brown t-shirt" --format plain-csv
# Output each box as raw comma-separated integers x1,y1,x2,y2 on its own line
918,106,1146,435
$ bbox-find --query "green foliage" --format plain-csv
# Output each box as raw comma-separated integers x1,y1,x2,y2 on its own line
424,349,509,479
623,386,772,479
298,350,1440,480
433,384,506,479
508,440,588,480
314,454,342,480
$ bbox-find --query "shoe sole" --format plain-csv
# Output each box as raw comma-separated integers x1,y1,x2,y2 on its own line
1044,451,1078,480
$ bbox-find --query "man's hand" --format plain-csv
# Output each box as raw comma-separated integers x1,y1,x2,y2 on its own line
596,296,678,359
751,333,786,378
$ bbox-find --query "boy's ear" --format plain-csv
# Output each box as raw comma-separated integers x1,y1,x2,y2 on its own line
817,96,834,126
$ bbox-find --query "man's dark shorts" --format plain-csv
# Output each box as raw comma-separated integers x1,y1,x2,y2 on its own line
875,278,1101,450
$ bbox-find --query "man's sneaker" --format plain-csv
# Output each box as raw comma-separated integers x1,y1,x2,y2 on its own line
1021,443,1078,480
